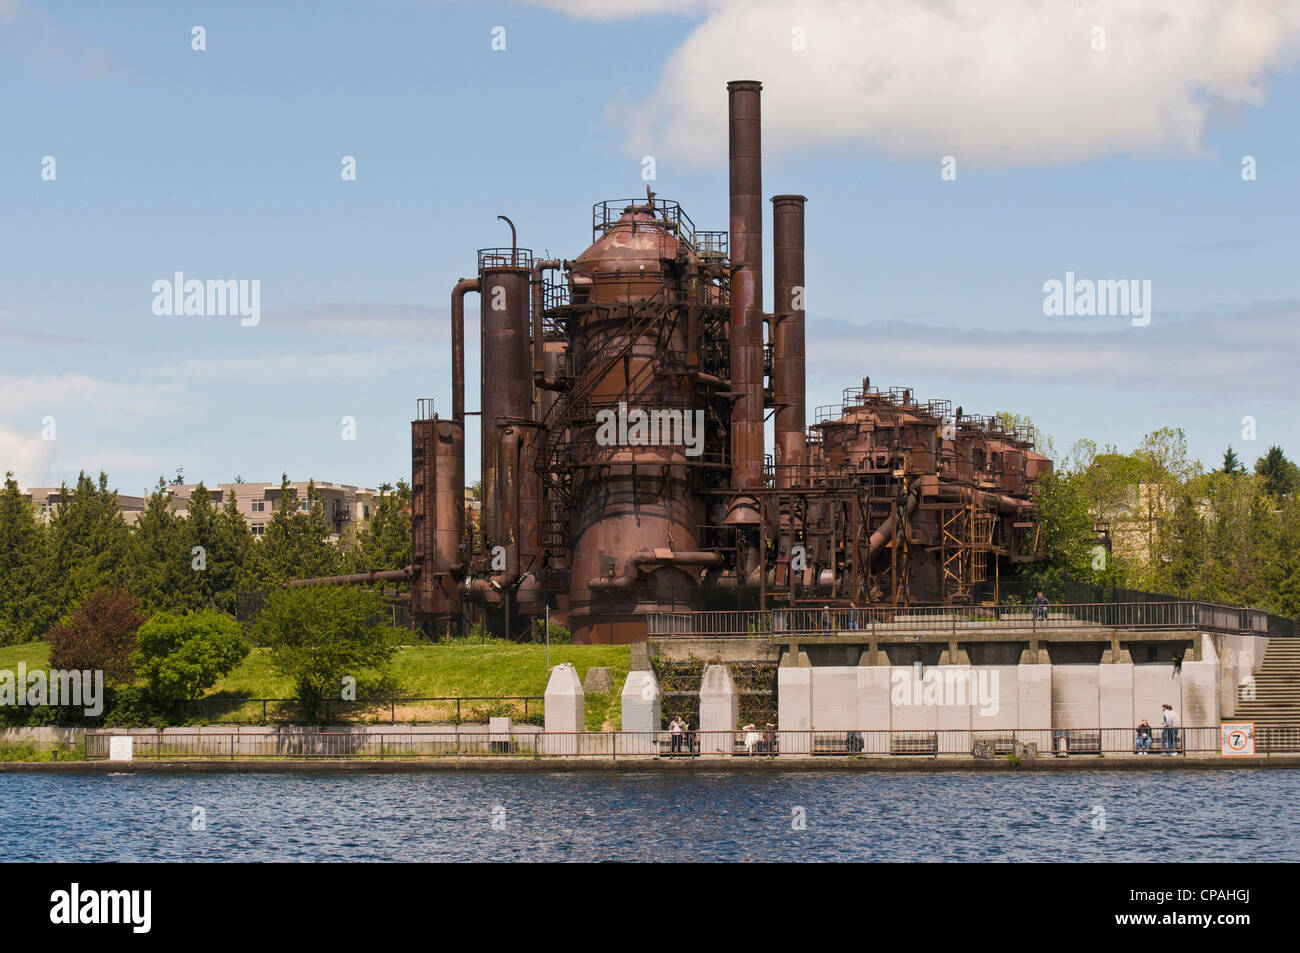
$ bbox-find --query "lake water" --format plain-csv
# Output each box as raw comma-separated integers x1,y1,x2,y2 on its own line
2,769,1295,862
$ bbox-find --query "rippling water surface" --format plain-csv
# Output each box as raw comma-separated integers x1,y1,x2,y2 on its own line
2,769,1295,862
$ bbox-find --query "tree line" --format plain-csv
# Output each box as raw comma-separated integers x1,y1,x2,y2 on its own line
0,471,412,647
1023,426,1300,621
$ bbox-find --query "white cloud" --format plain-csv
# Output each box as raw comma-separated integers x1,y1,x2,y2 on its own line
0,373,186,418
542,0,1300,167
263,302,448,341
0,425,57,489
148,346,439,383
806,303,1300,403
526,0,709,19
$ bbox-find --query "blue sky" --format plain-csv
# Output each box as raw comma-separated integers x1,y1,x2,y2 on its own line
3,0,1298,496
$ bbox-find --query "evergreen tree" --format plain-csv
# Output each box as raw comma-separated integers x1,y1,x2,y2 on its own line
1222,445,1244,475
349,481,412,573
46,472,132,621
258,475,343,584
127,477,192,613
1255,446,1298,499
0,473,55,644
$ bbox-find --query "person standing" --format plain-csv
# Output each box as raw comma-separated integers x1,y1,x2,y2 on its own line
1161,704,1179,754
669,716,684,754
821,605,832,633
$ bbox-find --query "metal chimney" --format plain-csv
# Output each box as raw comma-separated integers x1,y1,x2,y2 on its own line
772,194,807,489
726,79,765,518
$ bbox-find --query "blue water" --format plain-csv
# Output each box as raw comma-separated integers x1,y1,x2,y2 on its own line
2,770,1295,862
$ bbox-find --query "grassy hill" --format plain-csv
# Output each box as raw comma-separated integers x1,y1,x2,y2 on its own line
0,640,630,731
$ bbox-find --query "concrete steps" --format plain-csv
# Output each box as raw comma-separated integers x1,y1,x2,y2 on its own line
1235,639,1300,727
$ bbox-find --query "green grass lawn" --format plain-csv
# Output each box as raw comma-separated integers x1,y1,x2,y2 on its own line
0,639,630,730
0,639,629,728
206,641,630,730
0,641,51,670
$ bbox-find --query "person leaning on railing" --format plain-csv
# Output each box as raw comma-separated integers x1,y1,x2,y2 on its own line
1160,704,1179,754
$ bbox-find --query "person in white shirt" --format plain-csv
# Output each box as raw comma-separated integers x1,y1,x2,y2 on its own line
1161,704,1179,754
669,716,684,754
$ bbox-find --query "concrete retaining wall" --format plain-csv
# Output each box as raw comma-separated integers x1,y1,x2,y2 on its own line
778,633,1230,733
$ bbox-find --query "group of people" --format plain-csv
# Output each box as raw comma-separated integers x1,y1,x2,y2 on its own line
742,722,778,754
1135,704,1180,754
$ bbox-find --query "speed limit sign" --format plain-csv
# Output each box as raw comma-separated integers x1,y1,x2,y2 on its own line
1220,722,1255,757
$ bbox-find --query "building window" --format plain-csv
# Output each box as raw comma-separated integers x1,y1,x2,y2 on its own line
363,505,370,519
251,523,265,536
298,500,309,512
251,500,265,512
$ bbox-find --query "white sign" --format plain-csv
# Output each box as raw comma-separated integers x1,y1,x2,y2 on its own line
1220,722,1255,757
108,735,134,762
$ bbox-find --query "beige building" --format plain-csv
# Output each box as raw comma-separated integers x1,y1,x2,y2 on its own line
167,481,380,541
23,480,380,542
23,487,147,527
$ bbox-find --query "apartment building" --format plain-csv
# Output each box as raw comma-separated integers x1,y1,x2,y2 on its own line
23,487,147,527
23,480,381,542
167,481,380,540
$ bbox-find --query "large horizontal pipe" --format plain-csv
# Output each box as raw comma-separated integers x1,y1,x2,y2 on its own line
451,277,480,421
286,568,413,588
588,550,724,589
934,482,1035,515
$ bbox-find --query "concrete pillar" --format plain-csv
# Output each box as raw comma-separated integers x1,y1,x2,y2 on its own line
1016,663,1052,732
857,666,892,732
544,662,584,739
811,667,858,730
934,665,972,753
972,665,1017,732
699,663,739,754
1098,663,1134,733
778,665,811,730
1052,665,1100,730
1180,635,1220,730
620,669,661,737
890,665,939,733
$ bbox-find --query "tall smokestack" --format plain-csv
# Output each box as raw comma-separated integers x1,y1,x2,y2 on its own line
726,80,764,519
772,194,806,489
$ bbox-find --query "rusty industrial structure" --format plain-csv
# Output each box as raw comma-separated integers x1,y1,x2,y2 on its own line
311,80,1053,643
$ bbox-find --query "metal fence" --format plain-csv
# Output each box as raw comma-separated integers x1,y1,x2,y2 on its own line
83,725,1300,760
647,602,1292,639
172,696,544,726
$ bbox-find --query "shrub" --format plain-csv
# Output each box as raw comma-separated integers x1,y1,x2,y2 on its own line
45,590,144,687
132,609,250,705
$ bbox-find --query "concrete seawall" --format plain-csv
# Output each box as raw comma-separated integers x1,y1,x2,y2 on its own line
4,755,1299,774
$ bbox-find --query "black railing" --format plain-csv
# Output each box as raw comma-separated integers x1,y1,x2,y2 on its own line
647,602,1295,639
83,726,1300,760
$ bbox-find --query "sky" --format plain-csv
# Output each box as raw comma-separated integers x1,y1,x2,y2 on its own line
3,0,1299,497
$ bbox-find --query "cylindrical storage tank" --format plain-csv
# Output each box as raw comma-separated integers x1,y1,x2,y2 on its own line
480,262,533,555
434,417,466,587
411,414,464,627
771,194,806,488
565,205,708,643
